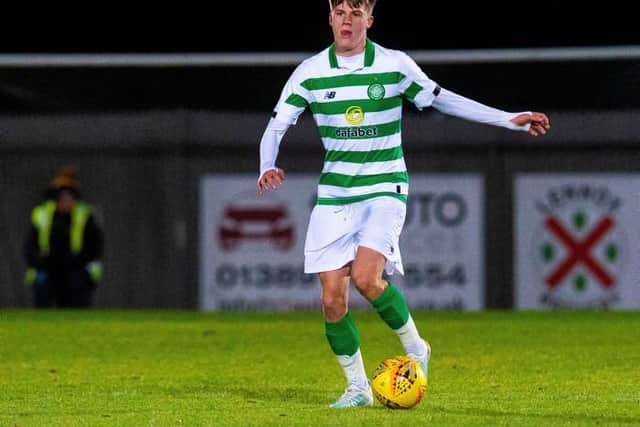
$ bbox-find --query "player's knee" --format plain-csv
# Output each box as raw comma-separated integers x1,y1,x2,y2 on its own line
351,268,377,296
322,292,346,311
322,294,347,321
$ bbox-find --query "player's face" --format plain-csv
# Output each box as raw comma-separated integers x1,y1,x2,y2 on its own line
329,2,373,55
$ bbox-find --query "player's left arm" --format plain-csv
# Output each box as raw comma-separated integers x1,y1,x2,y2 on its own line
509,111,551,136
396,52,550,136
431,88,551,136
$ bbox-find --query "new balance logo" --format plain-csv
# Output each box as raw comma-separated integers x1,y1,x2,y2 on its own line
324,91,336,100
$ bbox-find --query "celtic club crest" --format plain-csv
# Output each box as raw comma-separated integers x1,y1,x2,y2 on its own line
367,83,385,101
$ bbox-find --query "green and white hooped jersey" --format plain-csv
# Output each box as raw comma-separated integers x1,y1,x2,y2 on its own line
272,39,440,206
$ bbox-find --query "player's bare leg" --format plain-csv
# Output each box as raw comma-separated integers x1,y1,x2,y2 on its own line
350,246,387,301
320,266,373,408
320,266,350,322
352,246,431,376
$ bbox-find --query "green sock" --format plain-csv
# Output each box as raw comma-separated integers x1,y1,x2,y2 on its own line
370,282,410,330
325,311,360,356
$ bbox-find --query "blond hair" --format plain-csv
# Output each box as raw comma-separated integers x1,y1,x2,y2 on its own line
329,0,377,14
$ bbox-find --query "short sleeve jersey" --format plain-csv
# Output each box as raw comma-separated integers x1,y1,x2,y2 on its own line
272,39,440,206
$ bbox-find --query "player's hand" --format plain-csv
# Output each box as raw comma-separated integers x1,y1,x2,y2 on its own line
511,112,551,137
257,168,285,196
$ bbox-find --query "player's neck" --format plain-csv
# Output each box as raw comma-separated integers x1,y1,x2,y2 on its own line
335,39,366,57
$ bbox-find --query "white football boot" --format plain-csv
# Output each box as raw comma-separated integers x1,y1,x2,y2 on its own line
408,339,431,377
329,383,374,409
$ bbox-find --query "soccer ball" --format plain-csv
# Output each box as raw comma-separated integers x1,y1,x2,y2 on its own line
371,356,427,409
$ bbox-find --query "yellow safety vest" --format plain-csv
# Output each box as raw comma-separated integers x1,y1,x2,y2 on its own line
25,200,103,284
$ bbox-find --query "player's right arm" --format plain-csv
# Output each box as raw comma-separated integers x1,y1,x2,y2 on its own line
257,63,311,195
257,118,289,195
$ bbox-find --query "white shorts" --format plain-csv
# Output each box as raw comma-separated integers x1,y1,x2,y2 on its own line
303,197,406,275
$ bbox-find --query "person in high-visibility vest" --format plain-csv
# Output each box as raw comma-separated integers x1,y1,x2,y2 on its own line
23,165,103,308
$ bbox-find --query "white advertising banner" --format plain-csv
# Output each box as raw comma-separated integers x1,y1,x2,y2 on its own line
515,174,640,309
199,175,319,310
200,174,484,310
393,175,484,310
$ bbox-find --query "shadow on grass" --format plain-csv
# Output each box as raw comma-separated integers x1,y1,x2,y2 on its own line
215,385,336,405
218,386,417,411
430,405,640,424
157,383,338,406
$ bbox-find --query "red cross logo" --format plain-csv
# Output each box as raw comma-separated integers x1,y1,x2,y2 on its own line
544,216,615,288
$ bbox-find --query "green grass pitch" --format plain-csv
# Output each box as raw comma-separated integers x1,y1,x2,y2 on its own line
1,310,639,426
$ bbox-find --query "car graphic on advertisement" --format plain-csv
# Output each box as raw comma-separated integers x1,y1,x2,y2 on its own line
218,203,294,251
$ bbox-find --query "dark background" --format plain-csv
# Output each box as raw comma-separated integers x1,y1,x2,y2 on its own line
0,3,638,309
0,4,638,113
1,4,638,52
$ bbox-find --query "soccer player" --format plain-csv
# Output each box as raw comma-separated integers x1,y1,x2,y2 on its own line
257,0,550,408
